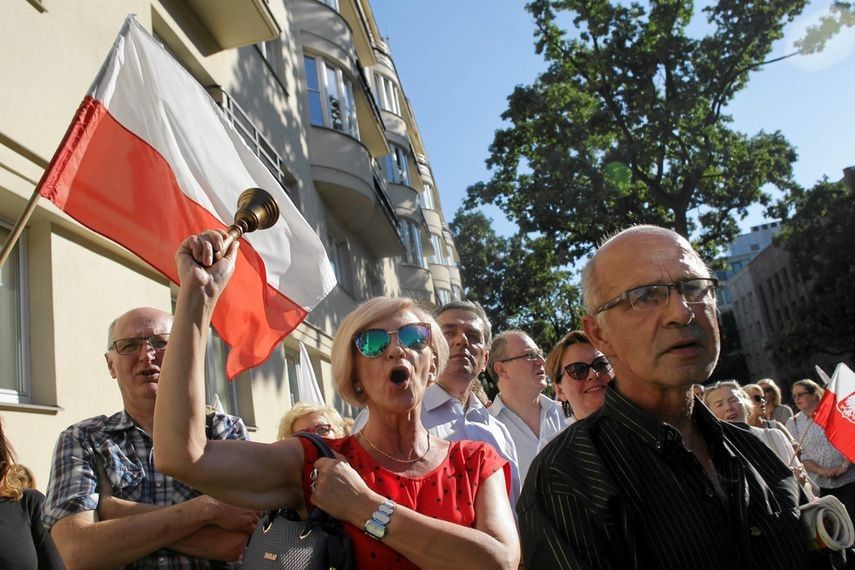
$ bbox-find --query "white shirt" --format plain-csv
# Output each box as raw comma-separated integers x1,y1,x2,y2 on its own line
351,383,521,507
490,393,568,484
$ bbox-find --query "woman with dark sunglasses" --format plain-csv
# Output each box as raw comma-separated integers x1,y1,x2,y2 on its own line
757,378,794,424
743,383,796,443
545,331,614,421
153,231,520,570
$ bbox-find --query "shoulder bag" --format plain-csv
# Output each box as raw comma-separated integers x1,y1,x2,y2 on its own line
241,432,354,570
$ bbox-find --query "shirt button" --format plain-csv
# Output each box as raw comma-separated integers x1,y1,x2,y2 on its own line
155,481,163,488
158,556,167,565
705,488,714,499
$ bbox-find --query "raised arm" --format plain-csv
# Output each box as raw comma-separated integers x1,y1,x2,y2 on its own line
152,230,302,509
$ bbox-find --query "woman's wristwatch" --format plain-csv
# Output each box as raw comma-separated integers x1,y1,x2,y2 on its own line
363,498,396,541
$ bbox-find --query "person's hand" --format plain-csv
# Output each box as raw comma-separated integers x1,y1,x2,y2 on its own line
175,230,238,300
195,495,260,532
309,456,382,525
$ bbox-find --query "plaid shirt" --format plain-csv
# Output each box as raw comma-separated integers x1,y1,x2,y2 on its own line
44,410,247,569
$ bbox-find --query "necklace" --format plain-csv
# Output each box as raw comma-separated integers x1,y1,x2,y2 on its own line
359,431,431,464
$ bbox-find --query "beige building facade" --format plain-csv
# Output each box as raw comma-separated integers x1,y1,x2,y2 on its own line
0,0,462,487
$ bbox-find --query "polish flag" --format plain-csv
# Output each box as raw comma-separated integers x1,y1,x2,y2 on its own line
37,16,336,378
814,363,855,462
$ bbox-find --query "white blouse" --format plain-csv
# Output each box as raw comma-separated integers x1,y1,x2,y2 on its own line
786,412,855,489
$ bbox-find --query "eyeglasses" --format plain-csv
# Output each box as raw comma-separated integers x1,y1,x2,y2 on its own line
354,323,431,358
761,386,774,393
303,424,334,437
792,391,810,399
498,349,545,364
109,334,169,355
559,356,612,382
752,395,766,403
594,278,719,314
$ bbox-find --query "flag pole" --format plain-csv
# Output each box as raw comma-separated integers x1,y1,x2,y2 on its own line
0,185,42,270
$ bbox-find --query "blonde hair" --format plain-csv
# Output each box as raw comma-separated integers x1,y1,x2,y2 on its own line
332,297,448,406
757,378,782,406
277,402,344,440
0,418,24,500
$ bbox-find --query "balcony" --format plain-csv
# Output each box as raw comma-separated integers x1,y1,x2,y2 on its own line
183,0,281,50
309,128,403,258
399,265,435,305
422,208,444,234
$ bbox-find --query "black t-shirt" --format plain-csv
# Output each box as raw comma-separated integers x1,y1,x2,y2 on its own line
0,488,64,569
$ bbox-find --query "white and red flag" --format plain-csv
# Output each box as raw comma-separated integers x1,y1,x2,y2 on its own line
814,363,855,462
37,16,336,378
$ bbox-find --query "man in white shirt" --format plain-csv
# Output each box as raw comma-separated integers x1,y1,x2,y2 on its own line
352,301,521,505
488,330,567,483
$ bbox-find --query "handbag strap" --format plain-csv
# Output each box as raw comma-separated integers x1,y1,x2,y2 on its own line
294,431,336,459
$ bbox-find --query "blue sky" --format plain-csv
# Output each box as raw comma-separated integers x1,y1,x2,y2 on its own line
371,0,855,240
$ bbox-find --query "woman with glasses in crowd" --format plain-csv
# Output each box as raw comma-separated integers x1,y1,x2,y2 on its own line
152,231,520,569
277,402,345,440
757,378,794,424
545,330,614,421
786,379,855,519
742,383,795,441
703,382,813,491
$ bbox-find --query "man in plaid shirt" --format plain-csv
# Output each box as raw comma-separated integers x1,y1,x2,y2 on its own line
43,307,259,569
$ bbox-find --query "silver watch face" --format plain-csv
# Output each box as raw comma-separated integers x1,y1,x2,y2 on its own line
379,502,395,515
365,519,387,539
374,512,391,524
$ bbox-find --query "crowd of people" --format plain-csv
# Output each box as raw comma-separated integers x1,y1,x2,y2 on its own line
3,223,852,568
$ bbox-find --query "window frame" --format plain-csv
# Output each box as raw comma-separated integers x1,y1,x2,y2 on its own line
374,73,400,115
384,143,411,187
0,222,30,404
400,219,426,268
304,55,360,140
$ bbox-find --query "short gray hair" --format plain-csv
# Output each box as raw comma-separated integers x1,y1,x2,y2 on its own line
487,330,527,382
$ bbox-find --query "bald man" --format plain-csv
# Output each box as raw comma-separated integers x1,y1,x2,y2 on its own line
519,226,814,569
44,307,258,569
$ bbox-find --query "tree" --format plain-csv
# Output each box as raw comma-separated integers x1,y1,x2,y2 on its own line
449,208,582,352
766,177,855,365
466,0,812,262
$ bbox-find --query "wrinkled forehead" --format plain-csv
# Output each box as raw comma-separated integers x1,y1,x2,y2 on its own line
595,231,709,299
113,309,173,339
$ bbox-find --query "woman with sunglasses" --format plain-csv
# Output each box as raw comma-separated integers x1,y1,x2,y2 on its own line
742,383,795,441
757,378,794,424
786,379,855,520
545,331,614,421
277,402,345,440
153,231,520,569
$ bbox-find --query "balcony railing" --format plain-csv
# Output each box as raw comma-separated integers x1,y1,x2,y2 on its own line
207,86,296,196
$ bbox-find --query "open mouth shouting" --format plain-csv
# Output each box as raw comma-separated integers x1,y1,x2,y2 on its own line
389,365,411,387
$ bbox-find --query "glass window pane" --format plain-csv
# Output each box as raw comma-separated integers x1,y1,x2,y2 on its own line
325,67,343,130
304,56,324,126
0,227,22,398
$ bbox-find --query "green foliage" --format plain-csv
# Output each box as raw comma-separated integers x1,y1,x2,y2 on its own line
466,0,809,263
449,208,582,353
766,178,855,365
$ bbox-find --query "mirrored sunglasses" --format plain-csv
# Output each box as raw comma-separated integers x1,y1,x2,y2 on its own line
354,323,431,358
560,356,612,382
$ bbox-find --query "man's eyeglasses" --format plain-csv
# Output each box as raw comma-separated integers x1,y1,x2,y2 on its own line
109,334,169,355
560,356,612,382
303,424,334,437
354,323,431,358
498,349,545,364
595,278,719,315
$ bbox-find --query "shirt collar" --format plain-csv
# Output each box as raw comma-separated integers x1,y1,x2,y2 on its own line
603,379,725,453
424,382,489,419
104,410,136,432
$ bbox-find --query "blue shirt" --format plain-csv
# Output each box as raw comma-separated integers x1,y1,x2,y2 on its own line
44,409,247,569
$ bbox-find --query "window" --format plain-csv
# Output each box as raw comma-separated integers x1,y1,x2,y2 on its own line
328,236,354,293
429,234,443,264
384,144,411,186
400,219,425,267
203,328,239,416
444,240,455,266
436,288,452,306
304,55,359,139
451,285,464,301
420,183,436,210
374,73,400,115
318,0,339,10
0,224,29,404
285,348,300,407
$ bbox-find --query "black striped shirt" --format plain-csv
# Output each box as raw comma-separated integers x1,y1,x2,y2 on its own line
518,381,813,570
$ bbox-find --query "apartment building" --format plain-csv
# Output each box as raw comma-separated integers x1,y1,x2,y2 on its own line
0,0,462,486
